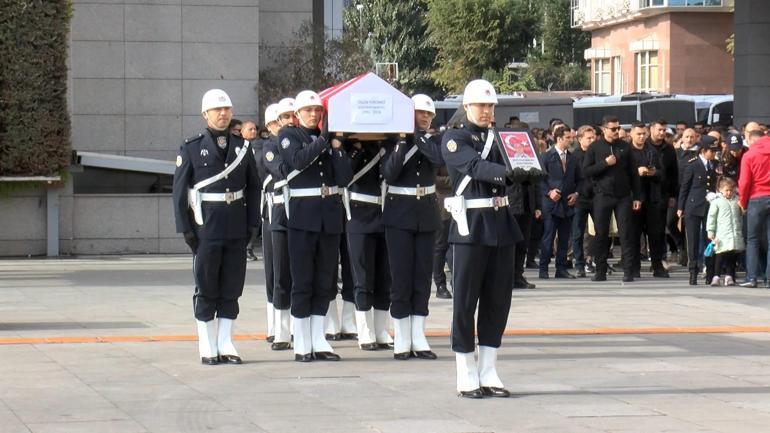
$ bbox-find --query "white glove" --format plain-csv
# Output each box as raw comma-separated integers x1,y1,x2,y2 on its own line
705,192,719,203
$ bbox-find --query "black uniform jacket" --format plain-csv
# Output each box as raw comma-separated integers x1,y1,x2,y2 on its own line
381,133,443,232
277,125,352,234
678,155,717,218
572,147,594,209
441,124,523,246
172,131,261,240
254,138,270,220
347,141,385,234
539,147,581,219
263,136,291,231
582,137,641,201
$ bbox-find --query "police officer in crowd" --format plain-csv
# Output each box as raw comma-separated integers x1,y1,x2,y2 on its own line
677,136,719,285
172,89,260,364
539,124,581,279
345,134,393,350
278,90,353,362
582,115,642,282
627,122,669,278
261,100,295,350
382,94,444,361
442,80,536,398
571,125,597,277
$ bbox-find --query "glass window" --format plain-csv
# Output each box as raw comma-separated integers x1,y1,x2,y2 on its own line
613,56,622,95
594,58,611,94
636,50,659,92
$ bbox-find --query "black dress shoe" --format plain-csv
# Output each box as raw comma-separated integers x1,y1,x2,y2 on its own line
377,342,393,350
413,350,437,360
525,261,538,269
458,388,484,399
554,271,576,279
653,269,670,278
294,353,312,362
436,285,453,299
622,275,634,283
538,272,549,279
271,341,291,351
592,274,607,282
359,342,378,351
481,386,511,398
218,354,242,364
689,272,698,286
266,335,275,343
313,351,341,361
246,249,258,261
325,333,341,341
201,357,219,365
576,269,586,278
339,333,358,340
393,352,411,360
512,280,536,289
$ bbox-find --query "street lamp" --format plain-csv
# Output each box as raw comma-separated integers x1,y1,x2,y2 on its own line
356,3,364,39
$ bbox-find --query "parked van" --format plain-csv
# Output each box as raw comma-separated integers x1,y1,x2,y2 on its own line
674,94,733,126
434,93,574,130
573,93,697,128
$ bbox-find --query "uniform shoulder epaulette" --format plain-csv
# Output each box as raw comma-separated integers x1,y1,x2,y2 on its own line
687,156,697,163
184,133,204,145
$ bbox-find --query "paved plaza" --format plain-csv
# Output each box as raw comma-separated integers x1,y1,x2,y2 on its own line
1,255,770,433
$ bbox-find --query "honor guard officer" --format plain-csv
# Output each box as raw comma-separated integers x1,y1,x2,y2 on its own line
278,90,353,362
442,80,535,398
345,137,393,350
677,136,719,285
172,89,261,365
260,101,294,350
382,93,444,361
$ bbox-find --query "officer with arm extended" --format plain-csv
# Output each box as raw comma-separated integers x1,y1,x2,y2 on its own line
382,93,444,361
172,89,260,365
277,90,353,362
442,80,539,398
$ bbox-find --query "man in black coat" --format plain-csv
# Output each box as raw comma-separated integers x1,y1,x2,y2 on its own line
571,125,597,277
677,136,719,285
172,89,260,365
582,115,642,282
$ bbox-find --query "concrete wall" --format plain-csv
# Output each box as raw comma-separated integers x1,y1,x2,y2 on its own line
0,182,187,256
734,0,770,126
68,0,261,163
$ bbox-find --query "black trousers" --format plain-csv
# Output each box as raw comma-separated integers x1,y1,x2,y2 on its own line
271,229,292,310
451,243,514,353
432,218,452,288
527,218,543,264
347,232,391,311
632,202,667,272
262,220,274,304
592,195,636,275
288,229,340,318
333,236,355,303
385,228,434,319
193,237,247,321
667,206,686,254
685,214,714,277
714,250,737,278
540,214,572,273
513,212,532,283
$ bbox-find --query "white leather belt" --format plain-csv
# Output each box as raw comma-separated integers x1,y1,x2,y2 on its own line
465,196,509,210
290,186,341,198
388,185,436,198
349,192,382,205
199,189,244,204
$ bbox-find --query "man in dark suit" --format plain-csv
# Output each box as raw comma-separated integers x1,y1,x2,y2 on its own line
677,136,719,285
539,124,581,279
582,115,643,282
172,89,261,365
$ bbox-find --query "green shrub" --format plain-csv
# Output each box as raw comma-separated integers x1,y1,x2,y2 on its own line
0,0,72,176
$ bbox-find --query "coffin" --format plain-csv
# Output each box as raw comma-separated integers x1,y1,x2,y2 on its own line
320,72,414,137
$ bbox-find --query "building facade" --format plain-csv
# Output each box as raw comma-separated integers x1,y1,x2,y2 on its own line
572,0,734,95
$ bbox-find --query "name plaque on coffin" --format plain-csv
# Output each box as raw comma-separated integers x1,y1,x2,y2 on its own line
321,72,414,136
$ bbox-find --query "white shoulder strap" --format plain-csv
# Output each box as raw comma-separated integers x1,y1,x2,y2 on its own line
348,148,386,187
454,130,495,197
403,144,419,165
193,140,251,191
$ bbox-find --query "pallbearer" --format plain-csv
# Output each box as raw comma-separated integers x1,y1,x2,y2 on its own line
278,90,353,362
172,89,260,365
262,98,296,350
442,80,536,397
382,93,444,360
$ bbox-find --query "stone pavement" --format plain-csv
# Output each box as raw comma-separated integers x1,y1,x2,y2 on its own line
1,255,770,433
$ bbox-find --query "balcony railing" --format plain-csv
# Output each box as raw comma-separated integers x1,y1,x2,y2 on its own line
572,0,732,28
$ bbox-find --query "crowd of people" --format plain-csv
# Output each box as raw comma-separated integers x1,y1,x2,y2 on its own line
172,83,770,399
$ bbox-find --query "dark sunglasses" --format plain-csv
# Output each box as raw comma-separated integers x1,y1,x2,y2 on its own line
605,126,621,132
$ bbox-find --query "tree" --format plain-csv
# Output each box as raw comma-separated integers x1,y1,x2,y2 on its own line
539,0,590,65
343,0,440,96
426,0,539,93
